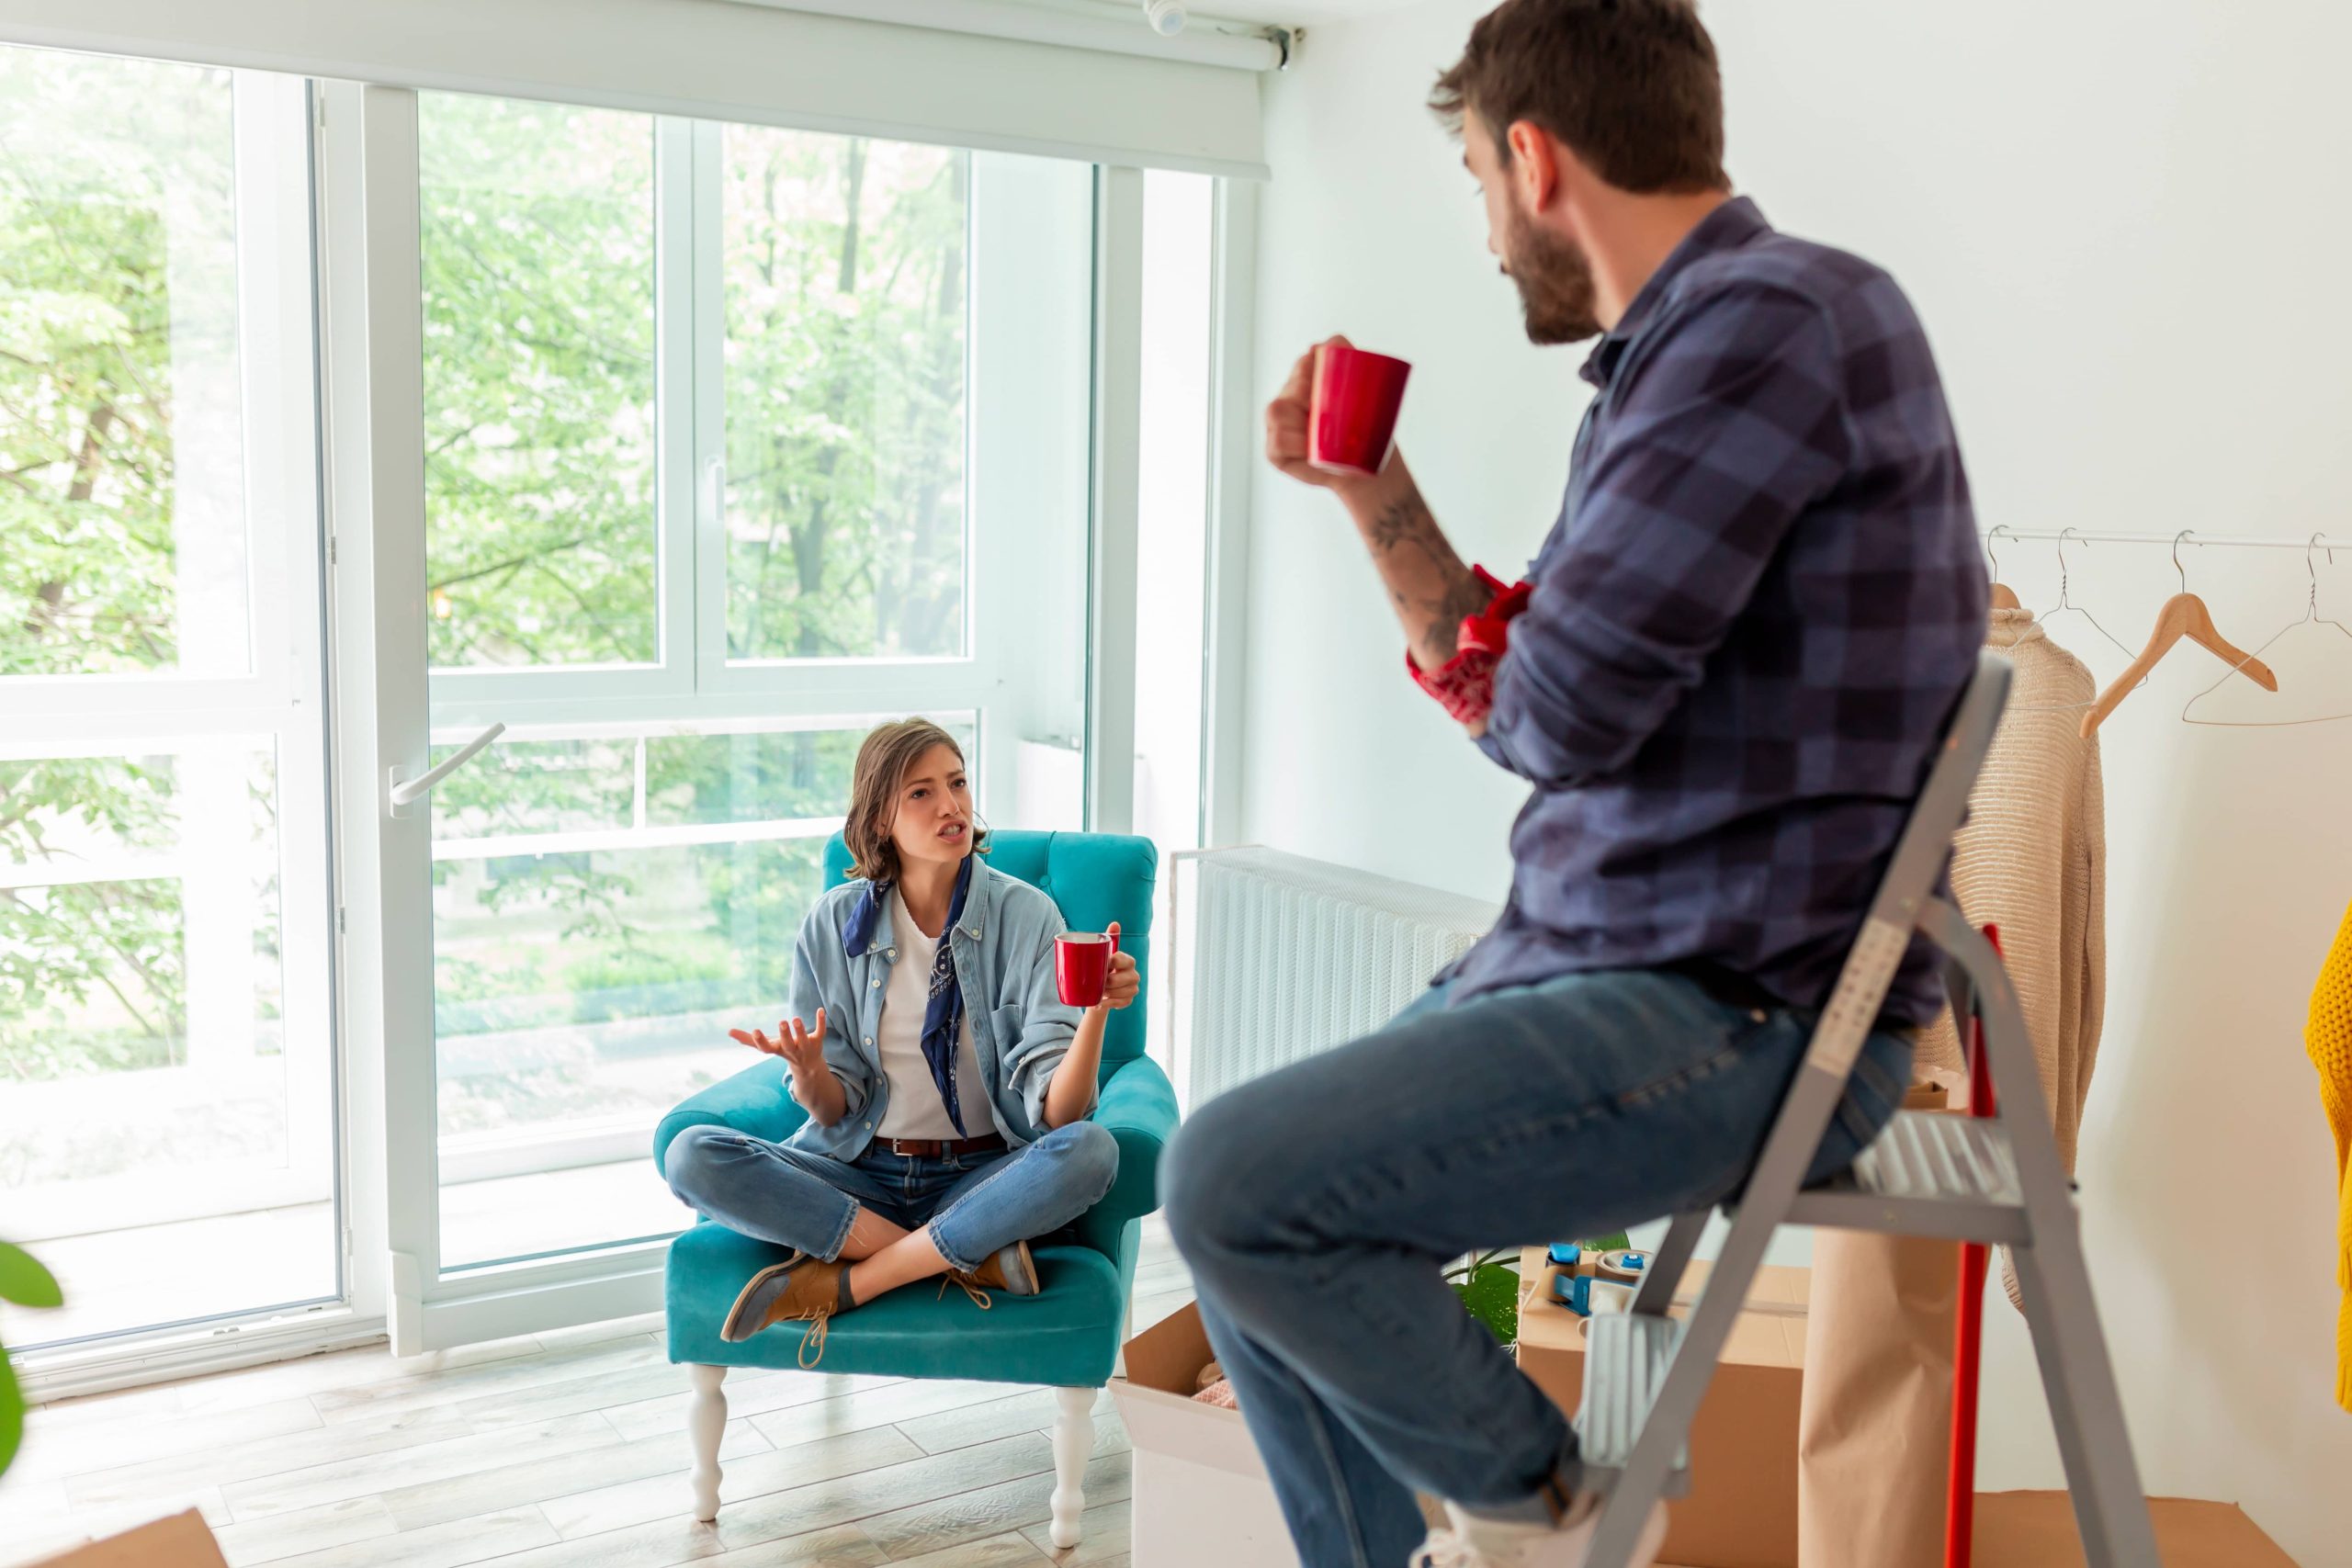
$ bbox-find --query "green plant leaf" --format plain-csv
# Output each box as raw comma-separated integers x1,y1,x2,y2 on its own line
0,1357,22,1478
0,1241,57,1480
0,1245,62,1309
1453,1260,1520,1347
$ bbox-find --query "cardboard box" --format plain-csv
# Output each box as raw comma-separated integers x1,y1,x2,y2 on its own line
1113,1280,2299,1568
1114,1301,1301,1568
1972,1491,2300,1567
1513,1249,1809,1568
26,1510,230,1568
1115,1262,1810,1568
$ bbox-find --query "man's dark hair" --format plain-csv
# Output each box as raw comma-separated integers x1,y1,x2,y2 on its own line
1430,0,1729,194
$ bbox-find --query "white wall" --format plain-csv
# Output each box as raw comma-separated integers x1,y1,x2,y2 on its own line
1239,3,2352,1560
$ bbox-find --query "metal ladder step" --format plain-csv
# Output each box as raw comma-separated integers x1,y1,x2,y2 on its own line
1571,1314,1692,1497
1785,1110,2030,1244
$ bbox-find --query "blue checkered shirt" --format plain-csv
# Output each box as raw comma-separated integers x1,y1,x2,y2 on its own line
1444,197,1986,1027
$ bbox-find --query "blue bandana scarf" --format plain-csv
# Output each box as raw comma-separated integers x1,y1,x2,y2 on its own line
843,853,976,1136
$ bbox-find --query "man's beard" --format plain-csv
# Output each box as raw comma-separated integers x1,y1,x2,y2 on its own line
1503,204,1601,345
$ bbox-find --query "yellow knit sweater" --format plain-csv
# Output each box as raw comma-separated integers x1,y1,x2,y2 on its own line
2311,897,2352,1414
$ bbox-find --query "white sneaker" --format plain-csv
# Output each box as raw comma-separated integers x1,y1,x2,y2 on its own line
1408,1495,1668,1568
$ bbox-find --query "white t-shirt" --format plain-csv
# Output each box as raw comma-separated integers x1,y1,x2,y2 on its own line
874,887,991,1141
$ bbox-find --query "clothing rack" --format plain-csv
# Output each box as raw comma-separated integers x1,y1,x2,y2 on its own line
1980,527,2335,554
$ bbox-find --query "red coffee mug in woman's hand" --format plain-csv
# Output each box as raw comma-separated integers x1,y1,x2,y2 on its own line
1055,928,1121,1009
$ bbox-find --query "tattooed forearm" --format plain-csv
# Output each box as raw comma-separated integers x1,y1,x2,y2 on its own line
1354,479,1483,667
1366,490,1442,553
1437,571,1491,628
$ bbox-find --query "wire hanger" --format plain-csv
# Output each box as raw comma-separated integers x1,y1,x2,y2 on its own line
1985,525,2021,612
2001,528,2135,715
2036,529,2141,662
2079,530,2279,738
2011,528,2147,716
2181,534,2352,728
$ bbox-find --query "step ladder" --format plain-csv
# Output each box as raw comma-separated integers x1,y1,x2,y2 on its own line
1574,650,2161,1568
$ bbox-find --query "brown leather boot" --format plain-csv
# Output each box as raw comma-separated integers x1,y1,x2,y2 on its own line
949,1238,1039,1301
721,1253,853,1365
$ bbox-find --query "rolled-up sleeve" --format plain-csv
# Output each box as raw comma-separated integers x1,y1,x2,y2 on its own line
1479,283,1854,788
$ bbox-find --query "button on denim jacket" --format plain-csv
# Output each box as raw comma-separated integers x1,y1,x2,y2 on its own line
781,859,1091,1160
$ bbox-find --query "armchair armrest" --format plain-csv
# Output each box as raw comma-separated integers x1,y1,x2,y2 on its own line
1073,1055,1179,1259
653,1056,810,1179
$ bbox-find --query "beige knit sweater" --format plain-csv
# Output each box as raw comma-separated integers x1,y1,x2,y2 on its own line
1918,609,2108,1308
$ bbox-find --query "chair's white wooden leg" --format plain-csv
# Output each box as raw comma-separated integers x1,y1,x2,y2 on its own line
1049,1385,1095,1549
687,1364,727,1522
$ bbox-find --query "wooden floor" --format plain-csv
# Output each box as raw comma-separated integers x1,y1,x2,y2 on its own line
0,1224,1203,1568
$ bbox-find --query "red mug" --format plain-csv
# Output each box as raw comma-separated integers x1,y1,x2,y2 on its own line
1055,931,1121,1009
1308,343,1412,475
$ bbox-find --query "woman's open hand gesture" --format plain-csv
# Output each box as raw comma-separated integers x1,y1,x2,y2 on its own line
731,1010,830,1085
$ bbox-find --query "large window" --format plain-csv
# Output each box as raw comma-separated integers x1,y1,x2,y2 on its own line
0,49,335,1348
720,128,967,664
417,95,1094,1270
0,58,1219,1371
420,96,661,671
0,51,251,680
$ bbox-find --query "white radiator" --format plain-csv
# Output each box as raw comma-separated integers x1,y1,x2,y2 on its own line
1168,846,1500,1111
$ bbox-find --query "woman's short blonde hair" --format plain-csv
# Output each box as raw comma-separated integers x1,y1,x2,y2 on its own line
842,718,986,884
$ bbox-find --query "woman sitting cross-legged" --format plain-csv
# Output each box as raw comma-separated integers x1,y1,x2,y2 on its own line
663,717,1133,1363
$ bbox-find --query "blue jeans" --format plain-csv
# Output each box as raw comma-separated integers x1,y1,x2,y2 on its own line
665,1121,1119,1274
1160,969,1911,1568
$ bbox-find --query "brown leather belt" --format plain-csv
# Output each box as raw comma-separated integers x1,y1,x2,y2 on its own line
881,1133,1006,1159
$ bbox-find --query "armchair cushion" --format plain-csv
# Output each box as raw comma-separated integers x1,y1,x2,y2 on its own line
665,1224,1125,1384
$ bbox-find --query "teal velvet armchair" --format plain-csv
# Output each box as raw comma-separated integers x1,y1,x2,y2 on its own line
652,830,1178,1547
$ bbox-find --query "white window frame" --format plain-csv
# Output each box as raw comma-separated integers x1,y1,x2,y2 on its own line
1087,164,1145,834
4,68,347,1388
323,79,1160,1350
412,116,698,715
12,73,1258,1401
1200,176,1259,848
14,85,1250,1392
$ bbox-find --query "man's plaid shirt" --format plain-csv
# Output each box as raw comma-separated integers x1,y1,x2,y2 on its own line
1447,198,1987,1027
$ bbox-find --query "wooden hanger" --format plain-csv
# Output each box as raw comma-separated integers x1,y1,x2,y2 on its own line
2079,532,2278,738
1984,525,2020,610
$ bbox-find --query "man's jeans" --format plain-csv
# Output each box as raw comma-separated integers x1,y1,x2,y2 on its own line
1161,968,1912,1568
665,1120,1119,1274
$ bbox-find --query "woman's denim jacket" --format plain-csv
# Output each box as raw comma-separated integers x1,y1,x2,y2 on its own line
781,858,1091,1159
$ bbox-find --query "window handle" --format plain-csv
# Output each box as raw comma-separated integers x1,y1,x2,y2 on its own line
389,723,506,818
704,456,727,521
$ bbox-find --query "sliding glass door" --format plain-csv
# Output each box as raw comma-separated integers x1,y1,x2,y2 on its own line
0,34,1234,1383
0,49,337,1350
339,85,1099,1345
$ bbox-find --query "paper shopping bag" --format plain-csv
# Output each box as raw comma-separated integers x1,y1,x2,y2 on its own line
1796,1086,1962,1568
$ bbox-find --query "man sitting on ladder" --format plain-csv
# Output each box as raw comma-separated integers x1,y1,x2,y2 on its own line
1160,3,1986,1565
